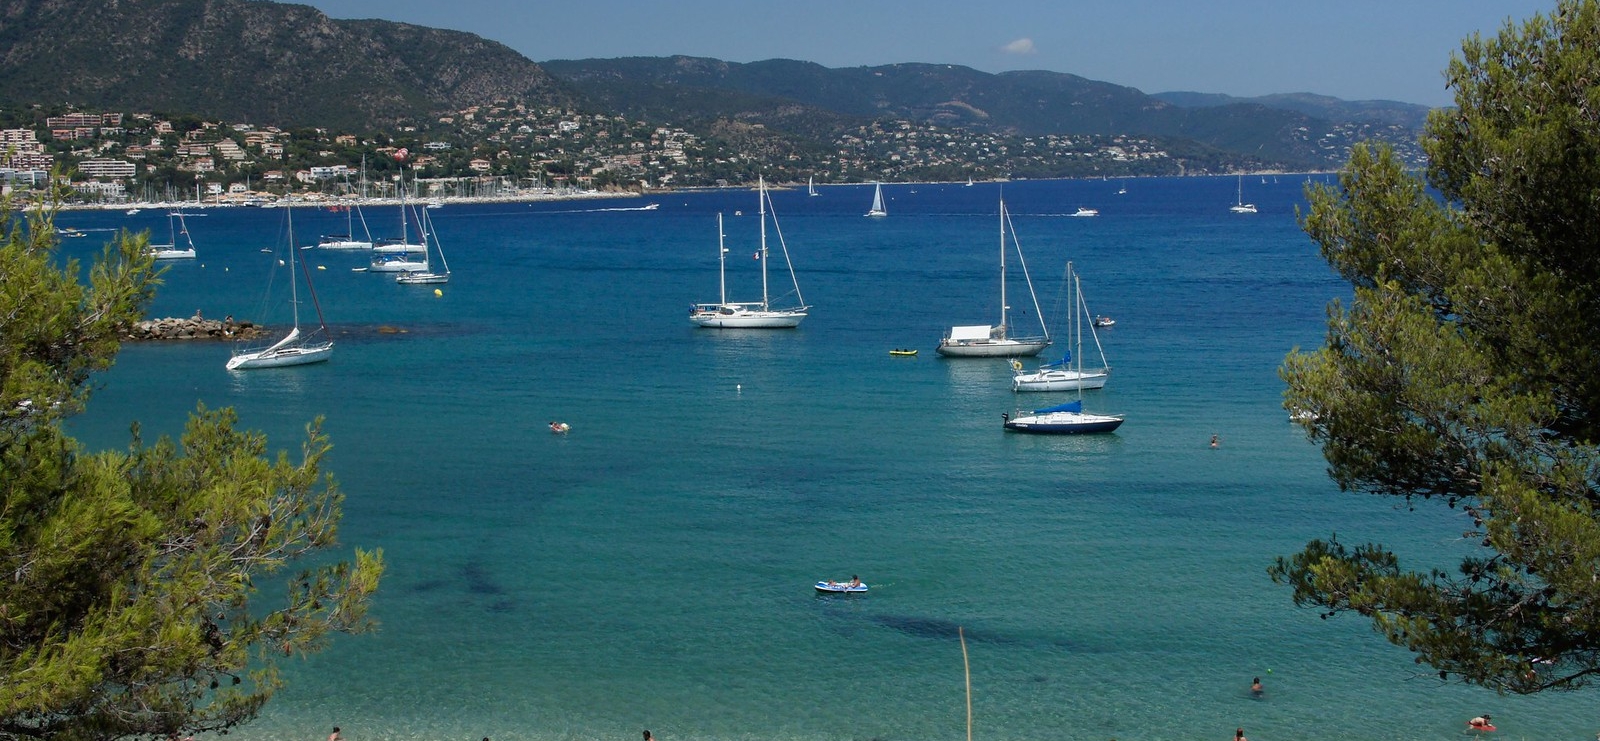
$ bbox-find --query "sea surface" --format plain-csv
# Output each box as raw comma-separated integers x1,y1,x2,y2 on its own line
59,177,1595,741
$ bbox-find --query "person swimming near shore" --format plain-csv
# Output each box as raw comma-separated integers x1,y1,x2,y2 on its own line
1468,714,1494,730
1250,676,1262,696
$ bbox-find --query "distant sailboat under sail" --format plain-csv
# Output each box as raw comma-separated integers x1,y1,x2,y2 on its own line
865,182,887,217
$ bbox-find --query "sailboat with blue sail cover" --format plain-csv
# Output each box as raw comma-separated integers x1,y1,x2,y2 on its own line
1003,260,1121,433
1002,399,1123,434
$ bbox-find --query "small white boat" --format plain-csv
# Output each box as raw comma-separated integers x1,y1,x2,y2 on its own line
1072,207,1099,217
808,176,820,197
1093,315,1115,328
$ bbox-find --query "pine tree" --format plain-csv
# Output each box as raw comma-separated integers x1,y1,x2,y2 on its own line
0,187,384,740
1273,0,1600,694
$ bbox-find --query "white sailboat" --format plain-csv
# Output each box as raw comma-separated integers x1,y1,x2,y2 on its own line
396,205,450,284
1230,174,1257,214
937,199,1050,357
689,177,809,328
368,172,429,272
147,211,197,259
808,176,820,197
317,191,373,250
226,201,333,370
1013,262,1110,391
1003,264,1124,434
865,182,887,217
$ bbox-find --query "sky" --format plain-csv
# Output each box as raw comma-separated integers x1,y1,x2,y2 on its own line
299,0,1557,107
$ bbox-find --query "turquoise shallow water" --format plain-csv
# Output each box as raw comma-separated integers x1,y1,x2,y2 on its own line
61,177,1595,740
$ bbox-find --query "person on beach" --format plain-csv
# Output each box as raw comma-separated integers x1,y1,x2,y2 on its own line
1250,676,1262,696
328,728,342,741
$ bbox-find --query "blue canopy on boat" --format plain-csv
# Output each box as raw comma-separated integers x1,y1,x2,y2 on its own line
1040,351,1072,368
1033,400,1082,414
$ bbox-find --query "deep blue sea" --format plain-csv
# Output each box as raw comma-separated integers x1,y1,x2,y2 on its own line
58,176,1594,741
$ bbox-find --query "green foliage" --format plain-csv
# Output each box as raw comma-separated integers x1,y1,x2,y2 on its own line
1274,0,1600,694
0,192,384,739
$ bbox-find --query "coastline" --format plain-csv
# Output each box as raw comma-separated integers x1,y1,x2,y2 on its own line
47,172,1338,213
60,189,636,212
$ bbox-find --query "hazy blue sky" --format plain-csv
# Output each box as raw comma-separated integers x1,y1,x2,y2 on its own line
300,0,1555,107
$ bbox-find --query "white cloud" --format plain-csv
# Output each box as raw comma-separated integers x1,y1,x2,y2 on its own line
1001,38,1036,55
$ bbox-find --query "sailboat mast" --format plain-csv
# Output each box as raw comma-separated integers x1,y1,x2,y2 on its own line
286,200,300,329
1070,262,1081,384
717,212,727,305
758,176,770,311
998,200,1008,332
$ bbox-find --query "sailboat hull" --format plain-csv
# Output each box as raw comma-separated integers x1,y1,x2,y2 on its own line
1012,367,1109,392
690,306,806,328
225,341,333,370
368,257,429,272
396,271,449,285
1003,411,1124,434
317,239,373,250
936,338,1048,357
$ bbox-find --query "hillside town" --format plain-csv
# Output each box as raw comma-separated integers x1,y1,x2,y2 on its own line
0,100,1376,207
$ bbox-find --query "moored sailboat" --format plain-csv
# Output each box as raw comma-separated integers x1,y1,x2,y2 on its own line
1013,262,1110,391
1230,174,1257,214
368,172,429,272
689,177,809,328
396,205,451,284
147,211,197,259
936,199,1050,358
226,201,333,370
1002,399,1124,434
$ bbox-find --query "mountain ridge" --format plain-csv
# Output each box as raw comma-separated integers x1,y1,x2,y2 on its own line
0,0,572,130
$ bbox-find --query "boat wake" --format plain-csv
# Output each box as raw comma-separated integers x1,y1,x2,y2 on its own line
540,203,660,214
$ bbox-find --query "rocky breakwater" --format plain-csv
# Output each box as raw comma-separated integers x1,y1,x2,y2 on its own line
125,315,264,342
